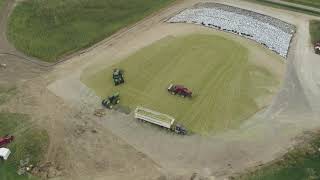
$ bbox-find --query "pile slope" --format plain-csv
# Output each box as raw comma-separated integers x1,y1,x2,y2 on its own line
82,34,283,135
7,0,174,62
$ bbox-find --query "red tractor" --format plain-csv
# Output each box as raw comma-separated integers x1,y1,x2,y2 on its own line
167,84,192,98
0,135,14,147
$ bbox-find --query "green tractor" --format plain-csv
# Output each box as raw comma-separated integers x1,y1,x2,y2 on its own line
102,92,120,109
113,69,124,86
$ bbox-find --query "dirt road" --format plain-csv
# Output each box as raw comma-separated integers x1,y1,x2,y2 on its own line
1,0,320,179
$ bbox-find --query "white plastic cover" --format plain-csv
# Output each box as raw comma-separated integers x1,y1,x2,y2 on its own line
0,148,11,160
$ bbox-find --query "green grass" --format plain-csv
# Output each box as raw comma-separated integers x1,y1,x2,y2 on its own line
310,20,320,44
7,0,175,62
246,0,320,16
0,86,16,105
0,87,48,180
238,133,320,180
282,0,320,9
82,34,280,135
0,113,48,180
0,0,4,10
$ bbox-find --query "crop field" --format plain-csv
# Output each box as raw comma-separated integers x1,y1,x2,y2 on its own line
82,34,282,135
7,0,174,62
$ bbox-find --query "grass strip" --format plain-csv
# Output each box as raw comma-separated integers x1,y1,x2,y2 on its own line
310,20,320,44
246,0,320,16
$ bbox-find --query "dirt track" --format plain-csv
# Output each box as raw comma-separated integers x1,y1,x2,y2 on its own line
1,0,320,179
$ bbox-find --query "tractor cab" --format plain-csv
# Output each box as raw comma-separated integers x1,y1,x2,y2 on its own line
112,69,124,86
102,92,120,109
174,124,188,135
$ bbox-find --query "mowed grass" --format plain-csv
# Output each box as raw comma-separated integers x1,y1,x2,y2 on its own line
82,34,280,135
238,133,320,180
310,20,320,44
7,0,174,62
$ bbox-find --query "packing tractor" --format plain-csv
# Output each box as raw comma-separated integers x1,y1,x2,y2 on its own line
113,69,124,86
134,106,188,135
102,92,120,109
168,84,192,98
0,135,14,147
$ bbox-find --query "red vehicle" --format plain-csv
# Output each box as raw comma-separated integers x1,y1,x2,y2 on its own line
0,135,14,147
167,84,192,98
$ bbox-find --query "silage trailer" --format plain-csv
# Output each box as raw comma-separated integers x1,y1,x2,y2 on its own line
134,106,187,135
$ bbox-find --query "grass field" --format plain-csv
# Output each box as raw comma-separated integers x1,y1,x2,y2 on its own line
282,0,320,9
82,34,281,135
246,0,320,16
7,0,174,62
0,87,48,180
310,20,320,44
0,86,16,105
0,0,4,10
238,132,320,180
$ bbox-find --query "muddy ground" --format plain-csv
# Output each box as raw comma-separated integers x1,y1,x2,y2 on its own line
1,0,320,180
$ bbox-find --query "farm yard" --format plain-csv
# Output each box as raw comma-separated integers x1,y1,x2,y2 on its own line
1,0,320,180
82,34,283,134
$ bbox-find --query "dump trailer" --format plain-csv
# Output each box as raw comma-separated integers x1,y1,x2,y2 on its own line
134,106,187,135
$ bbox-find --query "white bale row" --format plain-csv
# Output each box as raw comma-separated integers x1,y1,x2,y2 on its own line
168,8,294,58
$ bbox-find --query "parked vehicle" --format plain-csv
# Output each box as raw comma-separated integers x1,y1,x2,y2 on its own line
113,69,124,86
102,92,120,109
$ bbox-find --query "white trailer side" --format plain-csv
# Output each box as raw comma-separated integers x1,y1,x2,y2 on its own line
134,106,175,129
